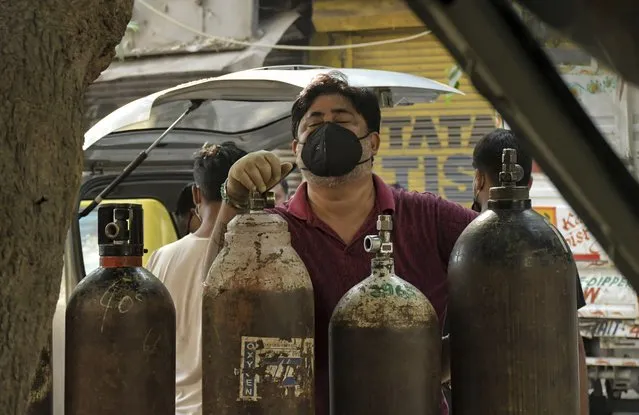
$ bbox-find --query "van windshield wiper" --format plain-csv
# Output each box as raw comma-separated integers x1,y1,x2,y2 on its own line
78,99,204,219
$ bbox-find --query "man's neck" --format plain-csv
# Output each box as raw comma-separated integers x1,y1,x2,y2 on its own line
193,202,221,239
306,174,376,223
479,181,495,213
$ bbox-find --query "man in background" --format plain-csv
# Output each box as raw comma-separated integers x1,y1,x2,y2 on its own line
272,179,290,205
147,141,247,415
174,183,201,238
471,128,589,415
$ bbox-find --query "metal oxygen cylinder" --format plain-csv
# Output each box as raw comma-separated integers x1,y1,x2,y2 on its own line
448,149,579,414
329,214,442,415
202,191,315,415
65,203,176,415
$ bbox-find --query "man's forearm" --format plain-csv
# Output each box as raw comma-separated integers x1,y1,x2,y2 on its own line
201,203,238,281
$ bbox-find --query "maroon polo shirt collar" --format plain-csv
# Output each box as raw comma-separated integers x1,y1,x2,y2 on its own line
286,174,395,222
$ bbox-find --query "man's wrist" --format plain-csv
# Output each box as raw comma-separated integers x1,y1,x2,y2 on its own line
220,179,248,210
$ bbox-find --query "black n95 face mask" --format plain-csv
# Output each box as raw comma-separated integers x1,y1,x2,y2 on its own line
300,122,371,177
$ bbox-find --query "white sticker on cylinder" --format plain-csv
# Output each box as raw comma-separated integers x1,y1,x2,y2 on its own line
238,336,314,401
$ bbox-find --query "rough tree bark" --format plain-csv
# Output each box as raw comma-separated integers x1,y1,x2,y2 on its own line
0,1,133,413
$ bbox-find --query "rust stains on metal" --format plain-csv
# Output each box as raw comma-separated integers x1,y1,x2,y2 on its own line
202,210,314,415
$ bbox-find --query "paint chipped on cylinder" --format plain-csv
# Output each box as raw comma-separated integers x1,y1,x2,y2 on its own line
202,190,315,415
329,214,441,415
65,203,176,415
448,148,579,414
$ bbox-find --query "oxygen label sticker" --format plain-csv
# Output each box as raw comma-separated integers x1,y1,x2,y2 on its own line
238,336,314,401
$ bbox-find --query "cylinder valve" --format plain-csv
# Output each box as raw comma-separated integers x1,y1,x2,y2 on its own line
248,190,276,212
363,215,393,255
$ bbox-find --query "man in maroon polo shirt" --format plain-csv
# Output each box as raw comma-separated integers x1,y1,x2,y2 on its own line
205,71,478,414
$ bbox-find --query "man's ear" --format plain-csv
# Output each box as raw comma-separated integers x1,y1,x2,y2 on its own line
292,139,299,155
474,170,486,193
191,184,202,206
527,176,534,190
370,132,381,155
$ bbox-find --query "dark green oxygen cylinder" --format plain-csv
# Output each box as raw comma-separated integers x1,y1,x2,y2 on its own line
329,214,442,415
65,203,176,415
448,149,579,414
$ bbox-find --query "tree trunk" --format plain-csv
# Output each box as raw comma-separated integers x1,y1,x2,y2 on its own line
26,339,53,415
0,1,133,413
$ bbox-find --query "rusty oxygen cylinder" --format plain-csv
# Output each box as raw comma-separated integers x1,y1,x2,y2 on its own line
329,214,442,415
65,203,176,415
448,149,579,414
202,191,314,415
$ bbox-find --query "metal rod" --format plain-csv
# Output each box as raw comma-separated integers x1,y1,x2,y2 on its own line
78,99,204,219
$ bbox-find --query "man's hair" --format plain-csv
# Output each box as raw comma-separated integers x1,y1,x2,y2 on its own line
175,183,195,217
472,128,533,186
193,141,247,201
291,71,381,139
279,179,289,194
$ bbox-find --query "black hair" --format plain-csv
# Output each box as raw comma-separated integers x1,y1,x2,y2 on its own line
193,141,247,201
472,128,533,186
290,71,381,139
175,183,195,216
279,179,289,194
